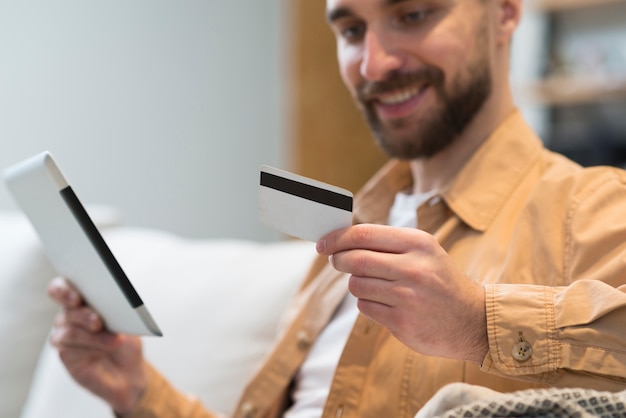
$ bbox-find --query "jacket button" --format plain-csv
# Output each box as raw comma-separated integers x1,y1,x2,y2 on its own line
297,330,311,350
512,341,533,362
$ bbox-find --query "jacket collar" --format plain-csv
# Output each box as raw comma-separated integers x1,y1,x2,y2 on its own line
353,110,544,232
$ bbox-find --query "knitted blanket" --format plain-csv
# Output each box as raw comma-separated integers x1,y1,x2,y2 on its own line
416,383,626,418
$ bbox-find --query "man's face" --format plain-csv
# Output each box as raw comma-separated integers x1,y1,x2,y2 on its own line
326,0,493,160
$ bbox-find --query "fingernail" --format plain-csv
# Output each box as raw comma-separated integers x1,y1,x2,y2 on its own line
49,281,62,297
317,239,326,254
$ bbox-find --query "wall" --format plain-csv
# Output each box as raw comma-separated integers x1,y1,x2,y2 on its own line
0,1,287,241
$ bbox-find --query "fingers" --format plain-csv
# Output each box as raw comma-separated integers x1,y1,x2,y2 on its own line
50,322,122,352
319,224,446,289
51,306,118,352
317,224,434,256
48,277,83,308
318,225,414,281
48,277,105,332
348,273,426,307
54,306,105,333
331,248,406,280
48,277,116,350
348,275,394,306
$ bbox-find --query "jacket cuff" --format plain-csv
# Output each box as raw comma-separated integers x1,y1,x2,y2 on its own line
481,284,560,378
122,363,209,418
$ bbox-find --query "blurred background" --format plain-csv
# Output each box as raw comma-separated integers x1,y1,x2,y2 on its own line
0,0,288,241
0,0,624,241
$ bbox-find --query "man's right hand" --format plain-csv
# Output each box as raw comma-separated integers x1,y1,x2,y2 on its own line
47,277,147,415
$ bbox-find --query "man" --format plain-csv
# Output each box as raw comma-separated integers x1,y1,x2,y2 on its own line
48,0,626,417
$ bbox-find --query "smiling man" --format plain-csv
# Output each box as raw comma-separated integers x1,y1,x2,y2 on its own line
331,0,494,162
48,1,626,417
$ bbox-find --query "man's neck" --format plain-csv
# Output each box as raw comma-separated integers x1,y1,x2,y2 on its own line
409,92,516,195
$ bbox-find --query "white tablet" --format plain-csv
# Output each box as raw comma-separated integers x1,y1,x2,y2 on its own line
3,151,162,336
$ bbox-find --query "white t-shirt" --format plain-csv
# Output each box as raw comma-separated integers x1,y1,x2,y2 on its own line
284,190,436,417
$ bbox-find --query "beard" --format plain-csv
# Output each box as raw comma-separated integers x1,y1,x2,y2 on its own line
355,43,492,160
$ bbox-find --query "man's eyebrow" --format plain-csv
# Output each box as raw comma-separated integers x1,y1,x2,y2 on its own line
326,6,354,24
326,0,415,23
384,0,414,6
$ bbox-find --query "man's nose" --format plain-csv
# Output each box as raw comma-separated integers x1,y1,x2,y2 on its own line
360,31,404,82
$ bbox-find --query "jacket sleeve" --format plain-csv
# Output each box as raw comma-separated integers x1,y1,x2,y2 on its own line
124,363,225,418
482,281,626,389
482,169,626,389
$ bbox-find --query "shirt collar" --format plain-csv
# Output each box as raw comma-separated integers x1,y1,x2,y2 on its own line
353,110,543,232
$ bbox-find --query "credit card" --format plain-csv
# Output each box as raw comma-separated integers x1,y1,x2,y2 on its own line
258,165,353,242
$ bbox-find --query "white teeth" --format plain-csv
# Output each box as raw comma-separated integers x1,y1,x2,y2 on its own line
378,86,424,105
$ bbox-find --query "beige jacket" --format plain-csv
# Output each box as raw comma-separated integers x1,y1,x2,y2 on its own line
129,111,626,418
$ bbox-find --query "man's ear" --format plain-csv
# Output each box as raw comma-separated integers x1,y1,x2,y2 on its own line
496,0,522,45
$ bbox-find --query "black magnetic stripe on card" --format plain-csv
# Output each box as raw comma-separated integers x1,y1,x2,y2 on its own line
261,171,353,212
60,186,144,308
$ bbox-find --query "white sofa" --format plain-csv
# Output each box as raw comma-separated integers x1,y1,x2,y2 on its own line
0,210,317,418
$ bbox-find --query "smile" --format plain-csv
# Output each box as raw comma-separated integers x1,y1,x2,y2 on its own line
377,84,428,106
372,84,430,121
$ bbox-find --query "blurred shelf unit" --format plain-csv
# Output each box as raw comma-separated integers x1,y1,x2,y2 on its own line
522,0,626,168
524,0,626,106
527,75,626,106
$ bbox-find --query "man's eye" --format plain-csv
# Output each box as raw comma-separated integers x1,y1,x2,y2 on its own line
340,23,365,42
399,10,431,25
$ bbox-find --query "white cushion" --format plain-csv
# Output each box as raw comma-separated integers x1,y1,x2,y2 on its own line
0,207,123,418
0,212,58,418
20,227,316,417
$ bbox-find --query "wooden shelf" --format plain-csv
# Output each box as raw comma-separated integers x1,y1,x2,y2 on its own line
530,0,624,12
522,75,626,106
